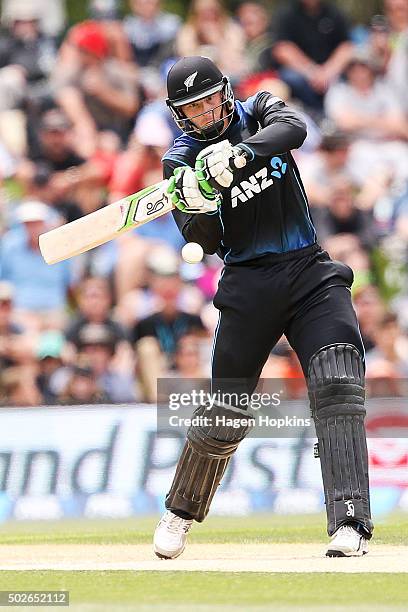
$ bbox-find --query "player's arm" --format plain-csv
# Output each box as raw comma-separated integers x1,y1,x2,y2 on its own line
239,91,307,156
194,93,305,190
163,160,223,255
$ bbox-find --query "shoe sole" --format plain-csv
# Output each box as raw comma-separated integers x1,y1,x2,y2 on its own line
326,549,368,557
153,545,186,560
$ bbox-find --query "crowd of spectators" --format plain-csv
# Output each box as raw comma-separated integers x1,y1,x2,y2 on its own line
0,0,408,406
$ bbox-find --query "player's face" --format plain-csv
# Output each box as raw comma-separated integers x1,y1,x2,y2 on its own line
181,92,224,130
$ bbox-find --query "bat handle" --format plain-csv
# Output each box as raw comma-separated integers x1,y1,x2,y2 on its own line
232,148,249,169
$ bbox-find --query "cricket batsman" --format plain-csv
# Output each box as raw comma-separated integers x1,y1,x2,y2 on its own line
153,56,373,558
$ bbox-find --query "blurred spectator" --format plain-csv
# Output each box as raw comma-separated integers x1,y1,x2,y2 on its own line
236,1,274,75
88,0,133,62
384,0,408,41
76,322,138,403
132,252,207,356
2,0,66,38
176,0,247,81
66,275,130,354
325,50,408,185
271,0,354,112
35,329,66,404
53,21,140,154
313,176,377,250
299,123,392,211
167,334,206,378
300,126,351,207
0,365,41,406
365,311,408,377
361,15,392,76
353,284,386,351
0,201,72,331
109,112,173,201
59,362,108,405
0,4,58,157
133,247,207,401
122,0,181,68
0,4,57,102
0,280,34,369
386,28,408,115
16,107,109,220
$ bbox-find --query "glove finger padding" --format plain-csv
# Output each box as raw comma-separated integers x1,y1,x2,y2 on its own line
167,166,221,214
195,140,246,189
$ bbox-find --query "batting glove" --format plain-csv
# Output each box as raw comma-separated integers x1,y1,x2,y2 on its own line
167,166,222,214
195,140,247,190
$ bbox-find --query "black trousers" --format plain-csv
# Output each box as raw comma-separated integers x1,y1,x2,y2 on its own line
212,244,364,393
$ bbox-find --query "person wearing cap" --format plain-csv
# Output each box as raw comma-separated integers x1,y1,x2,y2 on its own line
0,4,57,87
76,321,138,403
324,48,408,186
52,20,140,154
16,106,110,221
0,200,72,331
152,55,374,559
299,124,352,207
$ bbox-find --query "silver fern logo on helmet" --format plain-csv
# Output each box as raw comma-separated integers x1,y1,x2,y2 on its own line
184,71,198,91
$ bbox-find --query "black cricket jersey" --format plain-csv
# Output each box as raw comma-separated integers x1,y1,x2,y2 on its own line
162,91,317,263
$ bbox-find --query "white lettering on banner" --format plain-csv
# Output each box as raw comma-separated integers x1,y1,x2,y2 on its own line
0,402,405,520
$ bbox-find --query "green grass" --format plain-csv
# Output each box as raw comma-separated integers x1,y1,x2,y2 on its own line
0,513,406,611
0,571,406,611
0,512,406,546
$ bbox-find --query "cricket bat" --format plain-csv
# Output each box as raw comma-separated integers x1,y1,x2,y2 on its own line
39,151,248,265
39,180,173,264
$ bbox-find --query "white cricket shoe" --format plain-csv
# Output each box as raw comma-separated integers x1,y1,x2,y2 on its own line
153,510,193,559
326,524,369,557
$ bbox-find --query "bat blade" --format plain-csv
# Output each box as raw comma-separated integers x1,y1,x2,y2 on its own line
39,180,173,264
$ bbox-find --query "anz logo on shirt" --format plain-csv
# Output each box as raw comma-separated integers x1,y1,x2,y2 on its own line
230,156,287,209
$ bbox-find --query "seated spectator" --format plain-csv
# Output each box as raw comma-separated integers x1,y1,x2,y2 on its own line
353,284,386,352
361,14,392,76
35,330,67,404
299,126,351,207
325,50,408,185
17,108,109,220
271,0,354,112
0,200,72,331
0,281,35,370
66,276,127,342
109,112,173,201
0,4,57,157
87,0,133,62
236,1,275,75
76,322,138,403
59,362,108,405
53,21,140,154
366,311,408,379
132,247,207,401
170,334,207,378
132,254,207,357
386,27,408,115
122,0,181,69
313,176,377,250
176,0,247,82
384,0,408,43
0,3,57,99
0,365,41,407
